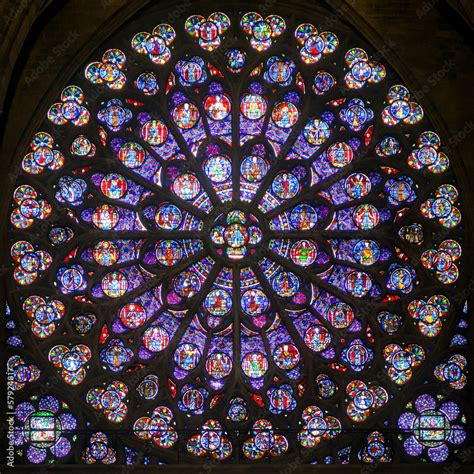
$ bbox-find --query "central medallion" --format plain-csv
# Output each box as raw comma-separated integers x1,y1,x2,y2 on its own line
210,209,263,261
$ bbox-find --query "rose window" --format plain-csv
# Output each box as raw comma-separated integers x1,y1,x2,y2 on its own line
5,7,469,466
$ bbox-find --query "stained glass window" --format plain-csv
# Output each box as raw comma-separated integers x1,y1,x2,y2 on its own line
4,9,469,466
